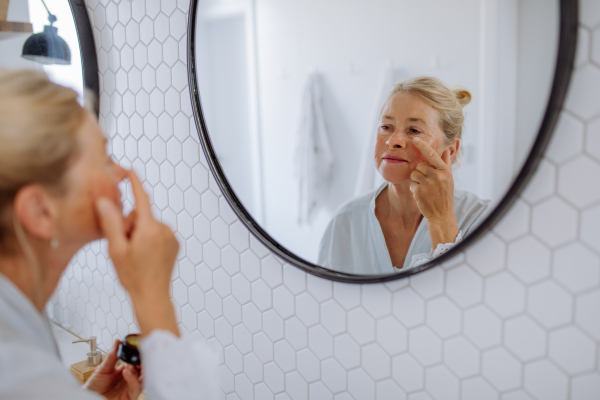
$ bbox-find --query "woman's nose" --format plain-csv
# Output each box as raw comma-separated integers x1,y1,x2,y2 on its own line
386,132,407,149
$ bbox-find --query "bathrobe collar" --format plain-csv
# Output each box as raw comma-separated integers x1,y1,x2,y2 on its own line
0,272,59,359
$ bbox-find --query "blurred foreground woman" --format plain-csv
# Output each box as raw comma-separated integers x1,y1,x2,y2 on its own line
0,69,218,400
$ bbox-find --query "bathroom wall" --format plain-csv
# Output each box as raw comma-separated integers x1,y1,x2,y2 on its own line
0,0,36,69
48,0,600,399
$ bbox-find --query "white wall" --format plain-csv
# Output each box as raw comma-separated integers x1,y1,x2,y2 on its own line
0,0,38,69
515,0,559,168
196,14,259,217
477,0,558,203
48,0,600,399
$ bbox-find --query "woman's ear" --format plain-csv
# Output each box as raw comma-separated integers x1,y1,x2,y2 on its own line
13,185,59,241
448,139,461,163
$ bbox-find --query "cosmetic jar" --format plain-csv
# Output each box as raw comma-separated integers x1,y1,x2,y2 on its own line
117,334,141,365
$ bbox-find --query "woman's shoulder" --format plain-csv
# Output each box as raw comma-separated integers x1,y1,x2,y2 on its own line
453,189,491,229
318,188,379,273
454,189,490,208
331,188,378,220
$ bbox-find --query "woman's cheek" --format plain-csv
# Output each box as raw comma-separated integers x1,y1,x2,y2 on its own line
414,152,429,164
411,137,440,164
91,176,122,208
373,138,387,166
407,143,428,164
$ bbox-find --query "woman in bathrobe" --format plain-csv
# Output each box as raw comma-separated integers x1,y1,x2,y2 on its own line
0,70,217,399
318,76,489,274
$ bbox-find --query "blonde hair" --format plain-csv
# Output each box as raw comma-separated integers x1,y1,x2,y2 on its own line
385,76,471,165
0,69,86,253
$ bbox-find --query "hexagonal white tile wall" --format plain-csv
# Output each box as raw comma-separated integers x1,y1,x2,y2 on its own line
45,2,600,399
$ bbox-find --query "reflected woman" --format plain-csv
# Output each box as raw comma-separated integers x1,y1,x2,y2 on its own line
318,76,490,274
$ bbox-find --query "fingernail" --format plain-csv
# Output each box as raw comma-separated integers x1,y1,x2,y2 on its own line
97,198,111,215
413,137,421,142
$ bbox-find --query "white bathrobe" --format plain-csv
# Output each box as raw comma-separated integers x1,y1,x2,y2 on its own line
0,273,218,400
318,183,490,274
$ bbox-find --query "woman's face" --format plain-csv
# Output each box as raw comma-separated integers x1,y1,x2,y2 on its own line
58,112,128,246
374,92,456,184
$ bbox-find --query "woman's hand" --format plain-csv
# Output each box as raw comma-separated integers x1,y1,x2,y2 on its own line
96,170,180,337
84,340,142,400
409,137,459,249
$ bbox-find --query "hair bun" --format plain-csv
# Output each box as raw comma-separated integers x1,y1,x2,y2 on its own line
453,88,472,107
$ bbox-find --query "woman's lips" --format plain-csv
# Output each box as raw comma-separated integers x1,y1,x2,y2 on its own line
382,156,408,164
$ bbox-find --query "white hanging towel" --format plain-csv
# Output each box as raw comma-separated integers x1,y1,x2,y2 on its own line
353,65,396,196
295,72,334,225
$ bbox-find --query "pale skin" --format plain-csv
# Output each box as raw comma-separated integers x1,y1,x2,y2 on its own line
0,112,180,399
374,92,459,269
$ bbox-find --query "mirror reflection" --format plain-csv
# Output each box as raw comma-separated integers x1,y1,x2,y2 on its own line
0,0,83,99
194,0,559,274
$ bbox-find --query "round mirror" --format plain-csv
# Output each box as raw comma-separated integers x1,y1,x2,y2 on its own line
189,0,577,282
0,0,98,113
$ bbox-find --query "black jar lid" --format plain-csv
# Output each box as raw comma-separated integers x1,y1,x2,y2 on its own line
117,334,141,366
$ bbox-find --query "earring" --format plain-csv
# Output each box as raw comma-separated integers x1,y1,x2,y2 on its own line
50,238,59,249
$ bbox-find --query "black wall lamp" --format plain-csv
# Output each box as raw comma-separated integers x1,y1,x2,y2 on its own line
21,0,71,65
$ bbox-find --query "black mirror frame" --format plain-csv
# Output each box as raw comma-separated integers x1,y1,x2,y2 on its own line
68,0,99,116
187,0,579,284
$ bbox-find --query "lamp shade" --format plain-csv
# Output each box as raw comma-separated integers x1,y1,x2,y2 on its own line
21,25,71,65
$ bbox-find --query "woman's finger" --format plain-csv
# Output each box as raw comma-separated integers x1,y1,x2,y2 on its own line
410,170,425,183
128,170,152,218
415,162,433,176
123,365,142,400
413,137,447,170
410,181,419,194
96,198,127,256
95,340,120,374
123,209,137,238
136,365,143,383
441,149,452,166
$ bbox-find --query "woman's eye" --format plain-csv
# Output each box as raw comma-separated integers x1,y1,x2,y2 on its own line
409,128,421,134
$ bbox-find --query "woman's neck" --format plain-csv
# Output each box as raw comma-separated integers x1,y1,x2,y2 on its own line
376,181,423,230
0,247,70,313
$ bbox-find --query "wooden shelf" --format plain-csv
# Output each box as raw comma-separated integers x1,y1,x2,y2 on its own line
0,20,32,33
0,21,32,41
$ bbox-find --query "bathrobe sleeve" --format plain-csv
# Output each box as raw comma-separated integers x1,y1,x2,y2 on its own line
0,336,103,400
0,273,220,400
0,329,220,400
409,231,464,268
406,190,491,269
139,330,220,400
